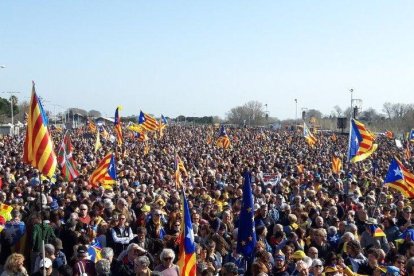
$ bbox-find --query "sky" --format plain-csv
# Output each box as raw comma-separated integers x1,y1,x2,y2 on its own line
1,1,414,120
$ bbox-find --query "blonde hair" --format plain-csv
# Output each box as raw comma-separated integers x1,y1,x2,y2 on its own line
4,253,25,273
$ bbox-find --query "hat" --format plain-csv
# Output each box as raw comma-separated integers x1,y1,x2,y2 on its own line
274,254,285,261
365,218,378,225
53,238,63,250
387,266,400,275
39,258,52,269
291,250,306,260
324,265,339,273
141,205,151,213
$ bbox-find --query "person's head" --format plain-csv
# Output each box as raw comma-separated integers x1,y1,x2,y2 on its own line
134,226,146,241
44,244,56,260
4,253,25,273
310,259,324,275
101,247,114,263
206,240,216,254
95,259,111,276
307,247,318,260
274,253,285,270
160,248,175,268
134,256,151,274
346,240,362,257
127,243,141,261
406,257,414,275
222,262,239,276
77,245,88,259
295,260,309,276
367,248,380,266
118,214,127,226
39,258,53,276
79,204,88,217
57,265,73,276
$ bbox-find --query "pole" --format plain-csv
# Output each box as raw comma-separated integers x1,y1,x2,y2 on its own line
38,174,46,276
350,89,354,119
294,99,298,122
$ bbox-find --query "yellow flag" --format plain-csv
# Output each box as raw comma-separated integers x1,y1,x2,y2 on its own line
0,203,13,222
94,130,102,153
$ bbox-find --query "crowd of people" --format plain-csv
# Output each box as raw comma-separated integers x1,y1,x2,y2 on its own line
0,124,413,276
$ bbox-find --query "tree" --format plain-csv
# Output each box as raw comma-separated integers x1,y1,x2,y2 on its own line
88,110,102,117
226,101,266,126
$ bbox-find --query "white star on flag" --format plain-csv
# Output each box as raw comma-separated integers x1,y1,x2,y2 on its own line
394,167,403,178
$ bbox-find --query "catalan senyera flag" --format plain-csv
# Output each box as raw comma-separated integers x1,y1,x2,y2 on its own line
138,111,159,131
57,132,80,182
88,121,97,133
114,106,123,145
303,122,317,147
174,154,188,188
101,126,109,140
384,157,414,198
89,153,117,188
347,119,378,163
216,125,231,149
177,188,196,276
332,156,342,174
23,82,57,178
134,130,148,142
159,115,168,138
405,142,411,160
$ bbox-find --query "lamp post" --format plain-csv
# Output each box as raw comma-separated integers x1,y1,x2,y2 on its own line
294,99,298,122
350,89,354,119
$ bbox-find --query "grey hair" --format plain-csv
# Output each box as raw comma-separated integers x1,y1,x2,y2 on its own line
95,259,111,276
160,248,175,261
101,247,114,260
341,232,355,241
136,255,150,266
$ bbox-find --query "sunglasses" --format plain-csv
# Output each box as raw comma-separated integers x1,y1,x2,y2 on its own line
163,257,173,261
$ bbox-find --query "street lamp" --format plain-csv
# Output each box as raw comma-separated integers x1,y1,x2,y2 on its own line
294,99,298,121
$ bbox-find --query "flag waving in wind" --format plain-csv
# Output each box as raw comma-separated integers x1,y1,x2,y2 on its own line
138,111,159,131
216,125,231,149
159,115,168,138
347,119,378,163
332,156,342,174
237,171,257,260
174,154,188,188
114,106,123,145
57,132,79,182
303,122,317,147
23,82,57,178
177,188,196,276
409,129,414,142
89,153,117,188
384,157,414,198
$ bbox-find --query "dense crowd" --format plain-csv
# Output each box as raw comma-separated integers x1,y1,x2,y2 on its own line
0,125,413,276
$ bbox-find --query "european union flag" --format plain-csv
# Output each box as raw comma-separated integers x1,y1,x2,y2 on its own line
237,172,257,260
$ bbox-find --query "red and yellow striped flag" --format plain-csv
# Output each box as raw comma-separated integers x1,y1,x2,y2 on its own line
23,82,57,178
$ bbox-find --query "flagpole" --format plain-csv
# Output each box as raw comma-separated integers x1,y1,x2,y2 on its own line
39,174,46,276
